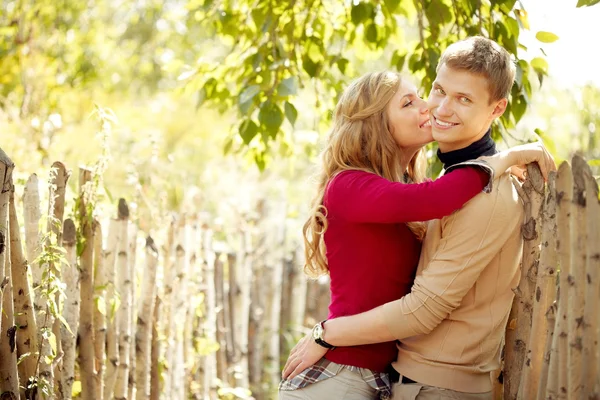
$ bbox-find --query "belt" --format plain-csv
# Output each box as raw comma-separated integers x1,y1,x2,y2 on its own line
387,366,418,384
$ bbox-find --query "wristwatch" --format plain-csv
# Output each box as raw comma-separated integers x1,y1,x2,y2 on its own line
312,320,336,350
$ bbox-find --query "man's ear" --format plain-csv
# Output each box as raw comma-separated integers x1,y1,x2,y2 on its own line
491,98,508,119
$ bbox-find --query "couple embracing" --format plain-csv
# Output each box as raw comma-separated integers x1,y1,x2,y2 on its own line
279,36,555,400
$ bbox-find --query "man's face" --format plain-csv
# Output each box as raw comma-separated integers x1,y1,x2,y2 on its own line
428,64,507,152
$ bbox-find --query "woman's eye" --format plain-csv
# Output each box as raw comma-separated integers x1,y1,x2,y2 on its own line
403,101,413,108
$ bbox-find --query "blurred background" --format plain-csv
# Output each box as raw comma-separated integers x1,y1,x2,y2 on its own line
1,0,599,398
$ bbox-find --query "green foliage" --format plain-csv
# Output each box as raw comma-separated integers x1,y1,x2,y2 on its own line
182,0,565,167
577,0,600,7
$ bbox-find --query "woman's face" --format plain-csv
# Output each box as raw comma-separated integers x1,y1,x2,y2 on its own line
386,80,433,150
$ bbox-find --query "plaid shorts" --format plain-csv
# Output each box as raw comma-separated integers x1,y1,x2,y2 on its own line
279,358,392,399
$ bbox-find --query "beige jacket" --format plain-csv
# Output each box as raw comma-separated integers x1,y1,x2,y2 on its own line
382,171,524,393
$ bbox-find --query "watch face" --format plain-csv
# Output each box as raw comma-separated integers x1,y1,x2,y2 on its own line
313,324,322,340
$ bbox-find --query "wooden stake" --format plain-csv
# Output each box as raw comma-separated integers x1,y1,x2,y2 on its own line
114,199,131,400
520,170,557,398
0,147,19,399
78,167,98,399
93,220,106,400
505,164,544,400
104,218,121,399
582,159,600,398
135,237,159,400
8,176,39,395
59,219,79,400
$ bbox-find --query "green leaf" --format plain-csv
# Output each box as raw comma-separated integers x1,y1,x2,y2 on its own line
239,119,259,145
365,23,378,43
337,58,349,74
577,0,600,7
277,77,297,97
302,55,320,78
530,57,549,75
284,101,298,127
351,3,370,25
384,0,401,12
238,85,260,114
514,9,530,30
535,31,559,43
425,0,452,26
258,102,284,137
391,50,407,71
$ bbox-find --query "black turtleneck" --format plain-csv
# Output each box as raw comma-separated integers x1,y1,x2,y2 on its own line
437,129,497,169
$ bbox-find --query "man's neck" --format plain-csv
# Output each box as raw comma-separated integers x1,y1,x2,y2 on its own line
437,129,497,169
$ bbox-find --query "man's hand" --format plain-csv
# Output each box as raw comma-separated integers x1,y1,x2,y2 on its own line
282,333,328,380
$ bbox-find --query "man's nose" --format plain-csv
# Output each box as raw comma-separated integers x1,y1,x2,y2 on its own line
437,97,452,117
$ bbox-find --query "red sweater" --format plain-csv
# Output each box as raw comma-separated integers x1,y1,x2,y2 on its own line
322,167,489,372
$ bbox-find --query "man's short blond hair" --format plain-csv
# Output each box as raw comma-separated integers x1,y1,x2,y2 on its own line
437,36,516,103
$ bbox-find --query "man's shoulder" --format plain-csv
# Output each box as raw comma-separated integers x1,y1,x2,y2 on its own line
445,173,523,222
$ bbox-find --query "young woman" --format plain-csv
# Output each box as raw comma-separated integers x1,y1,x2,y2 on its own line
278,71,552,400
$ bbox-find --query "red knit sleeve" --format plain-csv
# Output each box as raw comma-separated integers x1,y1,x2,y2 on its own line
325,168,489,223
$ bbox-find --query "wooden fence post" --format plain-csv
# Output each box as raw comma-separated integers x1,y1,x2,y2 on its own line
114,198,131,400
552,161,573,398
104,217,121,399
135,237,159,400
581,157,600,398
566,156,587,399
504,164,545,399
520,170,557,398
78,167,98,399
93,221,106,400
128,223,139,400
60,219,79,400
0,148,19,398
8,176,38,396
532,172,558,399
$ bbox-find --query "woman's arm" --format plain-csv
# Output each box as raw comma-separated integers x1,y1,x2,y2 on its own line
328,167,489,224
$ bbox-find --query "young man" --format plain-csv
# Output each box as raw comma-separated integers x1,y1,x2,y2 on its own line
282,37,553,399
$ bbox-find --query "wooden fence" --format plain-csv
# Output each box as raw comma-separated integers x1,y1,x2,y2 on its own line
0,147,330,400
0,146,598,400
500,155,600,400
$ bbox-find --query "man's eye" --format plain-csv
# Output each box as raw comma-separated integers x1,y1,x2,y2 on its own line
435,88,445,95
460,97,471,103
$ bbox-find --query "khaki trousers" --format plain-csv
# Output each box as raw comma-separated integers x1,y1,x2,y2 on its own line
391,382,493,400
278,368,378,400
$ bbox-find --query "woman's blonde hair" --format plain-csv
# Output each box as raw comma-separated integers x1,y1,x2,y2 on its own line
303,71,427,278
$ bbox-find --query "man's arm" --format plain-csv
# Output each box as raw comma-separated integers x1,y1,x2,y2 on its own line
322,182,519,346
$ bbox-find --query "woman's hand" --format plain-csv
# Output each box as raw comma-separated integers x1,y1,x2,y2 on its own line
480,142,556,182
282,333,328,380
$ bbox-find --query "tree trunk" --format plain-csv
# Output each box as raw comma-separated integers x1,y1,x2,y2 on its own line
519,170,557,399
114,199,131,400
0,148,19,399
150,295,161,400
59,219,79,400
78,168,98,399
9,177,38,395
581,157,600,398
554,161,573,398
503,165,544,400
232,227,252,389
135,237,159,400
128,224,138,400
104,218,121,400
93,221,106,400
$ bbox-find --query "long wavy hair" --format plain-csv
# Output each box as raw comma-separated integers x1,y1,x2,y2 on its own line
303,71,427,278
